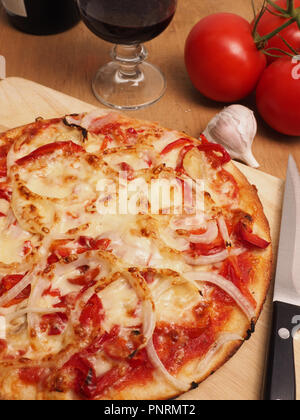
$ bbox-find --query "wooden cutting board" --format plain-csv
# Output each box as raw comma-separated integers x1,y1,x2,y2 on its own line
0,77,298,400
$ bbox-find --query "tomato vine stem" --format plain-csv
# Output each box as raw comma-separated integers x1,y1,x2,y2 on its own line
252,0,300,50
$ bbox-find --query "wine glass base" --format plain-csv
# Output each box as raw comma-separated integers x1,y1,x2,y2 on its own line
92,61,166,111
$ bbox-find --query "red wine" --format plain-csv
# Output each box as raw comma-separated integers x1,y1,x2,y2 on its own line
2,0,81,35
77,0,177,45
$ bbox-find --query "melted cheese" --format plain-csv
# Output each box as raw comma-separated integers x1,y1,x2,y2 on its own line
0,199,9,215
88,354,113,377
51,253,110,296
0,220,31,264
25,162,85,200
154,282,202,323
99,277,140,333
103,151,150,172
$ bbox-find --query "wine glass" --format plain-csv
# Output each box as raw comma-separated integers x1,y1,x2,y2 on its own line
77,0,177,110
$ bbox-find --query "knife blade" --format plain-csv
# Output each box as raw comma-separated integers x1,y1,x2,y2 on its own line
273,155,300,306
263,155,300,401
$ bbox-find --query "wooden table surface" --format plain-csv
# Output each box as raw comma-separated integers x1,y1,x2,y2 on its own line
0,0,299,179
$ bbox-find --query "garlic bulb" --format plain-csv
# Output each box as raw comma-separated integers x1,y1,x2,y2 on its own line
203,105,260,168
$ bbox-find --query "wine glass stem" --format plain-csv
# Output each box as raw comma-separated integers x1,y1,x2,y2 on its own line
111,44,148,79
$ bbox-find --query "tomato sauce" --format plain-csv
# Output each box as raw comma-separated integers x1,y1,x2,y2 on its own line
0,184,12,202
0,274,30,308
0,142,12,177
79,294,104,328
153,322,215,373
219,254,257,309
0,339,7,354
190,231,225,256
198,136,231,168
40,312,68,336
19,367,46,385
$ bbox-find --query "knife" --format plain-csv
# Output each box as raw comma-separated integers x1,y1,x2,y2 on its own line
263,155,300,400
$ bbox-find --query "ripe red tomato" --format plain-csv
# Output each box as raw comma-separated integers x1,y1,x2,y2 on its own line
256,57,300,136
254,0,300,63
184,13,267,102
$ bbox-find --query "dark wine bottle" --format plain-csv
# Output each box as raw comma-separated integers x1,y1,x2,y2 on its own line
1,0,81,35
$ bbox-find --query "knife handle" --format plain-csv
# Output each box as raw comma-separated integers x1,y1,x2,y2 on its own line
263,301,299,400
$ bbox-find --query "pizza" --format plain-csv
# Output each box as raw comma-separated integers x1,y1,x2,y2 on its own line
0,110,272,400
